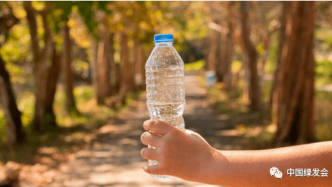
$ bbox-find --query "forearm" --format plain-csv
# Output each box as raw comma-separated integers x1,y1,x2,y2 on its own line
203,141,332,187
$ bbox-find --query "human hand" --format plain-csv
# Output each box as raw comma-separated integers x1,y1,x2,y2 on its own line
140,120,217,182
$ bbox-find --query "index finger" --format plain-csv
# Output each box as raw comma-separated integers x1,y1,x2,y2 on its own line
143,120,173,135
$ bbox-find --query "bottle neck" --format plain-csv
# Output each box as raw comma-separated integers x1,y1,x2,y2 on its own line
155,42,173,47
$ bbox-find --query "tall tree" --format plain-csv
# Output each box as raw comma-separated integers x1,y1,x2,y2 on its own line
95,11,112,104
206,29,219,73
221,1,235,91
269,2,292,117
273,2,315,144
0,58,25,144
44,45,61,127
240,1,262,111
109,33,117,95
24,2,54,130
0,5,25,144
75,2,114,104
120,31,130,93
134,40,145,91
63,19,78,112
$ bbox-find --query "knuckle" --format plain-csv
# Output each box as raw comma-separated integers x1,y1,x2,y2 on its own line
150,120,157,128
169,128,180,135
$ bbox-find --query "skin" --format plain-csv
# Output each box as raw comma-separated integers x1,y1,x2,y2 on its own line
140,120,332,187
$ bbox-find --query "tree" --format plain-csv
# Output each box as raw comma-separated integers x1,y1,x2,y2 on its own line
133,40,145,91
0,5,25,144
63,18,78,112
44,44,61,127
240,1,262,111
24,2,54,130
221,1,235,91
120,31,130,103
269,2,292,117
95,10,112,104
273,1,315,144
74,2,116,104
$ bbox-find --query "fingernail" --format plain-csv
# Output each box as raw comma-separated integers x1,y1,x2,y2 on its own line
150,119,158,124
142,165,148,171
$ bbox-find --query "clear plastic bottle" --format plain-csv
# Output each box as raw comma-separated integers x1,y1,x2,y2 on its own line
145,34,186,178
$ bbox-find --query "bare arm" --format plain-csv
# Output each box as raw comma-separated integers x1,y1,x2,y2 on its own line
210,141,332,187
140,120,332,187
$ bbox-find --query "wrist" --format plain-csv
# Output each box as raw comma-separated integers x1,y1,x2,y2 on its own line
194,148,228,185
204,149,234,186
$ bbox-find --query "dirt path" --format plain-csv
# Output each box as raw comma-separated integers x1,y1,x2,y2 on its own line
49,72,249,187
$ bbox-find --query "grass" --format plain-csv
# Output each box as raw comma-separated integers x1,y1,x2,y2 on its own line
0,85,140,165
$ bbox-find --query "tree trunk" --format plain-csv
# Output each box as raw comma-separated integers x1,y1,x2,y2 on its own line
90,37,101,104
141,45,147,88
222,1,235,91
134,41,145,91
120,31,130,98
240,2,262,112
115,63,121,94
63,21,77,113
24,2,53,131
215,29,223,83
23,2,40,63
0,4,24,144
109,33,116,95
0,56,25,144
269,2,292,118
133,40,145,91
206,30,218,72
273,1,315,144
44,45,61,127
94,12,112,104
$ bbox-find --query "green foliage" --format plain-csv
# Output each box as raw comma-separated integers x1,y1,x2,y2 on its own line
266,32,278,74
0,110,5,142
0,23,31,63
184,60,205,71
232,60,242,73
315,26,332,53
75,2,97,35
315,58,332,85
315,91,332,141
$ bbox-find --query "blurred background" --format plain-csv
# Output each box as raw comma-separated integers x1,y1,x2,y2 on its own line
0,1,331,186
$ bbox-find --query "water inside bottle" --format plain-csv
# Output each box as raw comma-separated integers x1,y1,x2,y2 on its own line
145,37,185,179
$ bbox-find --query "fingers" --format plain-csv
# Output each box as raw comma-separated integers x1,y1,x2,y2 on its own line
142,164,165,175
140,131,160,147
140,148,158,160
143,120,174,135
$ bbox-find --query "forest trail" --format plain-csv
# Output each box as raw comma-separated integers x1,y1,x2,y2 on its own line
49,72,249,187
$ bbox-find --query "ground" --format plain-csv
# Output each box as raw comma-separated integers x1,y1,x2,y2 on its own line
45,72,249,187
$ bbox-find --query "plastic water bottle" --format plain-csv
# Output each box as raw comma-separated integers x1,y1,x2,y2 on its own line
145,34,186,178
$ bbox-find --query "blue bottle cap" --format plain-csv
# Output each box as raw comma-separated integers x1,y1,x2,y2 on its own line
154,34,173,43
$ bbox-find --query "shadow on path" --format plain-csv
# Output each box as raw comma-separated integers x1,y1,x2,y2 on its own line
49,72,249,187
